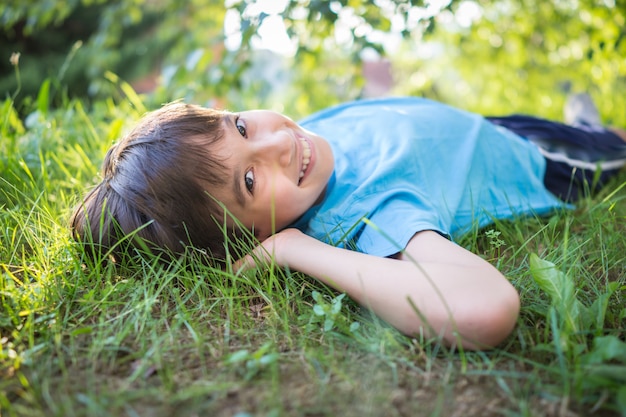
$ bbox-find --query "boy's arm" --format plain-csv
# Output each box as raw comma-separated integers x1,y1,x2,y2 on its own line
236,229,520,350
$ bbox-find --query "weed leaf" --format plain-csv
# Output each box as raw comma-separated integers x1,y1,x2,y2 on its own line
584,335,626,364
582,282,619,332
529,254,581,339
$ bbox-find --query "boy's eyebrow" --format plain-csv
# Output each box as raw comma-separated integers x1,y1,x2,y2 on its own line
225,115,246,208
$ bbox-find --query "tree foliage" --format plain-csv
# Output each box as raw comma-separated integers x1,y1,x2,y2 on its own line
393,0,626,123
1,0,625,122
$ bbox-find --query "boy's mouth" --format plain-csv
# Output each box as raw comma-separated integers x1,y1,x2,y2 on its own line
298,137,312,185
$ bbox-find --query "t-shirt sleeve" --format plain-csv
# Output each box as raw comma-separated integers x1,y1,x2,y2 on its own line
354,195,451,257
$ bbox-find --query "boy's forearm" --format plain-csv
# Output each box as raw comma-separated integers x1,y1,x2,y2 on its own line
269,230,519,349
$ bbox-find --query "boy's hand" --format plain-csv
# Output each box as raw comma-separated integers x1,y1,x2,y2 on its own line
232,228,306,272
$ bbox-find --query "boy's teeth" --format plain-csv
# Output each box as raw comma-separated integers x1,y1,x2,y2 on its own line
299,138,311,183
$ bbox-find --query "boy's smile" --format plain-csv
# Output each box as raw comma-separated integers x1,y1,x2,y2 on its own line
211,110,334,240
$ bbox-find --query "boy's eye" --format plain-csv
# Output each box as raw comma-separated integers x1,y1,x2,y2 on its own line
236,117,247,137
244,170,255,193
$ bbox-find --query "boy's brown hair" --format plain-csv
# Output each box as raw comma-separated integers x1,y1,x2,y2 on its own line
70,102,235,264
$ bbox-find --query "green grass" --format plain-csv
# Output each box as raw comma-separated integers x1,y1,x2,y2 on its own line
1,89,626,417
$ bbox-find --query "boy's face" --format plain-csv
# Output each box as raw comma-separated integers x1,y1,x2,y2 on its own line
212,110,334,240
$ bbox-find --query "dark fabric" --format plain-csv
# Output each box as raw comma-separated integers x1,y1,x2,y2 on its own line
487,115,626,202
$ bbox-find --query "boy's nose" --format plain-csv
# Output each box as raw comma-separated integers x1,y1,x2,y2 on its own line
256,131,292,167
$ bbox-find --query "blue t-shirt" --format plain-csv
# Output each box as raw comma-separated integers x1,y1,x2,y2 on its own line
292,97,565,257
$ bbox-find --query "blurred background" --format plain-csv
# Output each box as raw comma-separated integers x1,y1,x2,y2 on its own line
2,0,625,122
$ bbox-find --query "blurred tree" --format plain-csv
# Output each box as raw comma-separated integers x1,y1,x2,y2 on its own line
390,0,626,124
1,0,624,123
1,0,165,103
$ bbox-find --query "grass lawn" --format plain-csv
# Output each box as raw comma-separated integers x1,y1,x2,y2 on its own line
1,92,625,417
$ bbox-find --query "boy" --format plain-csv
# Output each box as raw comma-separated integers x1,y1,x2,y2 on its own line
71,96,626,350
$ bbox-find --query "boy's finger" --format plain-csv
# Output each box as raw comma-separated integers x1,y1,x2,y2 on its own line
232,254,256,274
